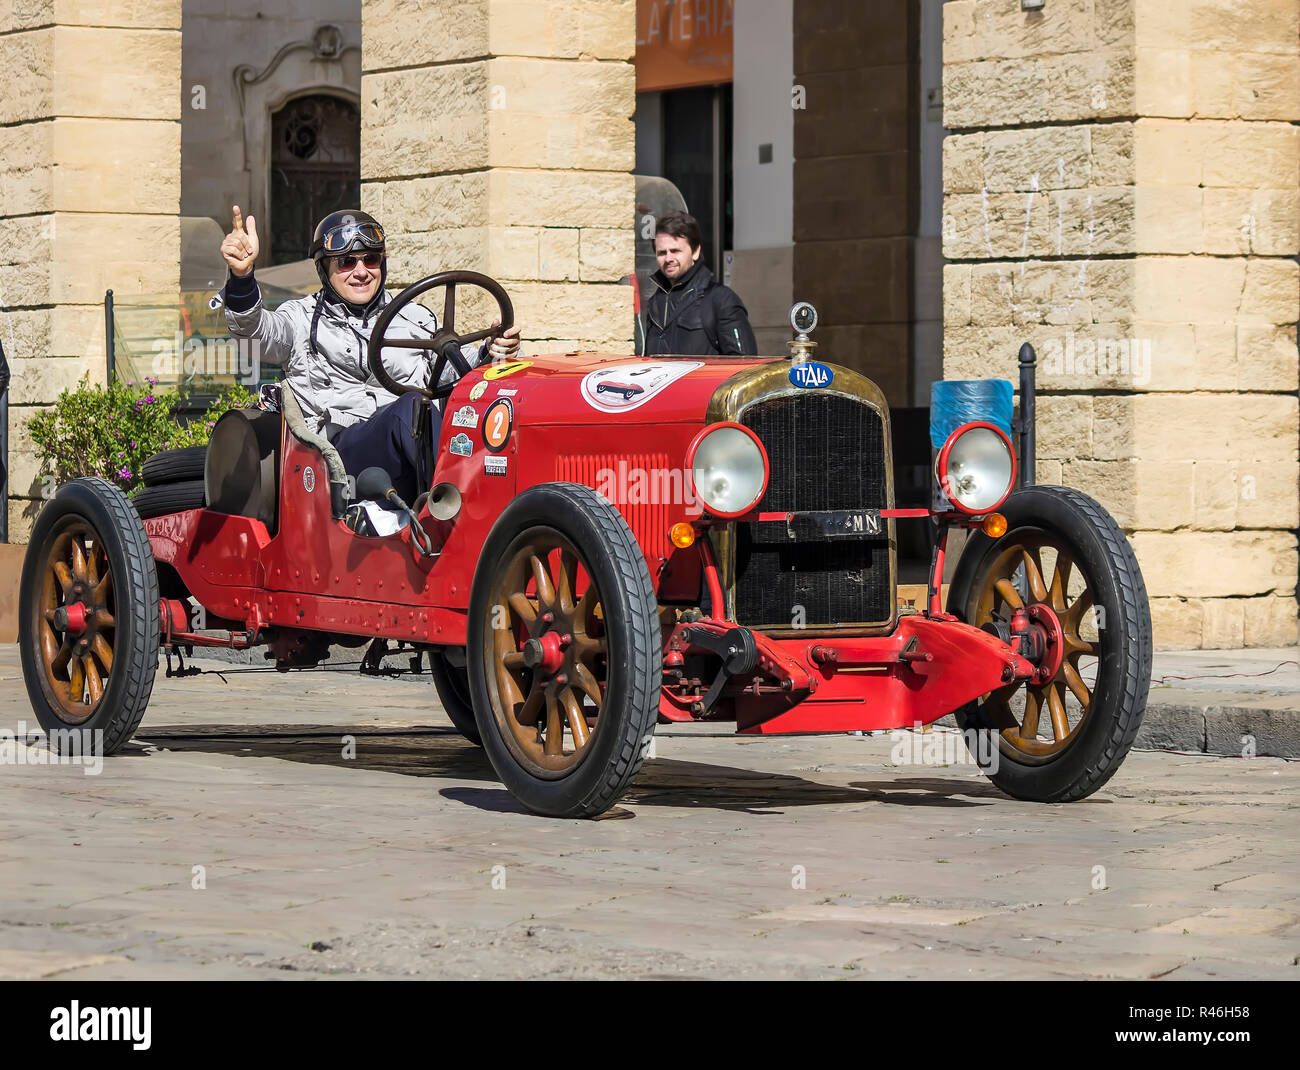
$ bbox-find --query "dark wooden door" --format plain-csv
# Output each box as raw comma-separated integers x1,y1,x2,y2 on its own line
270,94,361,265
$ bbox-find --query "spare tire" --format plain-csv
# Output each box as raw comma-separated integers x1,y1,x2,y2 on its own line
132,480,205,519
142,446,207,486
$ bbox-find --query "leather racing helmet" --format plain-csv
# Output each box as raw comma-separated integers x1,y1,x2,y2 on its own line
309,209,387,311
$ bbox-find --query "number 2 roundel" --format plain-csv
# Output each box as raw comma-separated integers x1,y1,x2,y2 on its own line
482,398,513,453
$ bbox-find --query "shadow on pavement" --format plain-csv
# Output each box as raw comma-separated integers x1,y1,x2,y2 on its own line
619,761,1000,812
136,724,1005,815
138,724,496,781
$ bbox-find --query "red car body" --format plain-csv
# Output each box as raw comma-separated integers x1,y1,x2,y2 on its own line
144,353,1036,736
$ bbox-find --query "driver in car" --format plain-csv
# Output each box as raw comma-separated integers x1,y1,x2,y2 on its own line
219,206,521,505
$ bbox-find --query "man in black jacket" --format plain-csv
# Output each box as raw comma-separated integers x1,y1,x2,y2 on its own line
643,212,757,357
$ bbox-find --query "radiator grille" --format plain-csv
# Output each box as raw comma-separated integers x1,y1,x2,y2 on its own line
736,393,892,628
555,453,673,566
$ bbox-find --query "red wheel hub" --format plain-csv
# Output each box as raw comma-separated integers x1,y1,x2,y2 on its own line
56,601,89,637
521,631,566,675
1009,603,1064,683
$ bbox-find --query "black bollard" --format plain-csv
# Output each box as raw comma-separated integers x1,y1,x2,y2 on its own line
104,289,115,383
1018,342,1037,487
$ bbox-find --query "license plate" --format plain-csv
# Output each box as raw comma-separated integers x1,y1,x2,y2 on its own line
785,509,883,540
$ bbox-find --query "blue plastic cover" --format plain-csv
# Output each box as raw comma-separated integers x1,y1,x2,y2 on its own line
930,379,1014,449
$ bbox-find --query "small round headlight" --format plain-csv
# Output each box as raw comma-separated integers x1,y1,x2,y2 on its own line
936,422,1017,515
687,423,769,519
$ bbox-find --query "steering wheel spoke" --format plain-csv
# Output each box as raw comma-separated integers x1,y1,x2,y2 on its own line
443,285,456,333
458,325,501,346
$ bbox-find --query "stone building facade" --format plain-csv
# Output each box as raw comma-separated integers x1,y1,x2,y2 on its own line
942,0,1299,647
360,0,636,348
0,0,1295,649
1,1,181,542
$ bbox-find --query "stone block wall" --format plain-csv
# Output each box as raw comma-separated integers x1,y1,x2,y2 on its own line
942,0,1299,648
0,0,182,542
360,0,636,353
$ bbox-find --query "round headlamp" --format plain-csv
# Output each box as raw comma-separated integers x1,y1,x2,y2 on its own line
686,422,770,519
936,422,1017,515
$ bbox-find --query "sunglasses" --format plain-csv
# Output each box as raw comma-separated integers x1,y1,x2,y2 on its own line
332,253,383,271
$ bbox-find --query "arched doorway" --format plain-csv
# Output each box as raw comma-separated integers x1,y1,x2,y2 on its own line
269,93,361,264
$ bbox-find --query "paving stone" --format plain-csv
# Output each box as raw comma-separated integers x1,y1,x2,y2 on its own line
1,644,1296,979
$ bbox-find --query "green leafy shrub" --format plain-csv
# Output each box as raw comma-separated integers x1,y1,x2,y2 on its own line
27,376,255,497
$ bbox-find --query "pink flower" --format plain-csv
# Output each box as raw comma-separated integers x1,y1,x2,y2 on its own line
116,465,132,480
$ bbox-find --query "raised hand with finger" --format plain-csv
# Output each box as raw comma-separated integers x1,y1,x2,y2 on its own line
220,205,260,277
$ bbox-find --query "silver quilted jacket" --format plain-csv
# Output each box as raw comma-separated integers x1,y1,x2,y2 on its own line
225,288,479,437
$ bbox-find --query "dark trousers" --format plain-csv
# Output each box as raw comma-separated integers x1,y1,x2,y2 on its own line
331,393,438,505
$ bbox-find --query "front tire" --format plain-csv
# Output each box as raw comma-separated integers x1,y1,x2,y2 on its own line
947,485,1152,802
468,483,661,818
19,478,161,753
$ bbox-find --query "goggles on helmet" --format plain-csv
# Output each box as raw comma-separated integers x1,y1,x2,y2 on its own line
320,220,386,255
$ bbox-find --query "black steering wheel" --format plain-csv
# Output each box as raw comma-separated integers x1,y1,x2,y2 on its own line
366,270,515,402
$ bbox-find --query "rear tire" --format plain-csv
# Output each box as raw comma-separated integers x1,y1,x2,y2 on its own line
132,480,205,519
947,485,1151,802
19,478,160,754
429,649,481,745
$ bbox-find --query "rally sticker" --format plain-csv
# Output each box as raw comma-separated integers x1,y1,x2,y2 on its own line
482,398,513,453
789,360,834,389
580,361,704,413
496,387,518,396
450,405,478,428
468,381,489,401
483,359,533,381
302,466,315,493
449,432,473,457
484,455,508,477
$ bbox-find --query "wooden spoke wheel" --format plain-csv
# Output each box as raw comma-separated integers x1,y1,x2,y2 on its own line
971,535,1100,762
34,522,117,725
19,478,160,753
486,533,607,776
469,483,660,818
948,485,1152,802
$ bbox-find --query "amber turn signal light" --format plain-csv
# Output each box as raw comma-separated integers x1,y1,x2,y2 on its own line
982,513,1008,537
669,522,696,549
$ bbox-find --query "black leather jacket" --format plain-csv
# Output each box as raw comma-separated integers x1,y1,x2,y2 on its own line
643,263,757,357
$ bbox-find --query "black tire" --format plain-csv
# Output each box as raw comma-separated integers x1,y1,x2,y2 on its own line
429,649,482,745
468,482,661,818
19,477,160,754
142,446,206,486
132,480,205,519
947,485,1152,802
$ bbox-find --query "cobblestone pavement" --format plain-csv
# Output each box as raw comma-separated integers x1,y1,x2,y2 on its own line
1,645,1296,980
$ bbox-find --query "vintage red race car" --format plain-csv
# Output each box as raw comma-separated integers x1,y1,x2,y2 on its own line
19,271,1153,817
